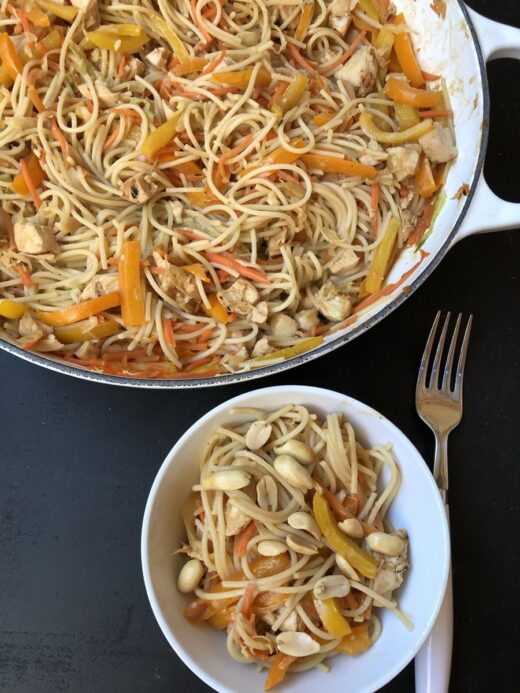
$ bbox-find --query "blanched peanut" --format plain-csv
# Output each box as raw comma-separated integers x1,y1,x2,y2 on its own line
335,554,360,581
257,540,288,557
202,469,250,491
287,511,321,540
245,420,272,450
273,440,314,465
276,631,320,657
366,531,405,556
177,559,204,593
313,574,351,600
274,455,313,491
286,534,318,555
338,518,364,539
256,475,278,511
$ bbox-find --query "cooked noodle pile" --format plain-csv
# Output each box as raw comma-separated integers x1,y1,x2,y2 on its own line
179,405,410,687
0,0,456,378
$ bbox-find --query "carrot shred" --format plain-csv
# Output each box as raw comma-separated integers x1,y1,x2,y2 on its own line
16,264,32,287
20,158,41,208
269,81,288,109
51,117,69,160
182,356,215,372
422,70,441,81
163,318,176,349
407,198,436,246
191,0,212,44
287,44,317,74
418,109,452,118
118,55,126,80
206,251,270,284
218,134,253,183
241,583,256,619
236,521,256,557
201,49,226,75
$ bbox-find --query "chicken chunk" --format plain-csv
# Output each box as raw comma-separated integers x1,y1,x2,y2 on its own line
14,220,58,255
267,230,286,257
70,0,99,30
218,279,267,323
386,146,421,181
80,273,119,301
123,57,145,80
252,337,273,357
359,138,387,166
335,45,378,97
74,341,100,361
121,173,159,204
18,313,44,341
225,502,251,536
158,264,200,311
269,313,297,338
315,281,352,321
419,123,457,164
329,0,358,36
295,308,319,332
373,530,409,600
78,79,118,108
145,47,170,71
329,247,359,274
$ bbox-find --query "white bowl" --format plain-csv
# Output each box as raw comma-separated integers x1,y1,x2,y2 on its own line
141,386,450,693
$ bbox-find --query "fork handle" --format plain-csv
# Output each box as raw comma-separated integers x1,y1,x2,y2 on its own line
415,505,453,693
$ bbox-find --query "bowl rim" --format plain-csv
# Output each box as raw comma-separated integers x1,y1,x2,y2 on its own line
141,385,451,693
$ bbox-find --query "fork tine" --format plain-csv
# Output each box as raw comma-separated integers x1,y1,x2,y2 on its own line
453,315,473,399
416,311,441,392
441,313,462,392
429,312,451,389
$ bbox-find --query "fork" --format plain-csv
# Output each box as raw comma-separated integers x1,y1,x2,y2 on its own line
414,311,473,693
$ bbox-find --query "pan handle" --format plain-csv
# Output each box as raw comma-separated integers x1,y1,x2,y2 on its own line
454,8,520,244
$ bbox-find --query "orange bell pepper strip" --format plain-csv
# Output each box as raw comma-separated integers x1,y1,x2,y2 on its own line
385,77,443,108
212,66,271,89
240,138,305,178
364,215,400,294
314,597,352,637
301,153,377,179
415,154,437,198
38,293,120,327
0,299,27,319
0,33,23,80
333,623,371,655
183,263,210,283
119,240,146,327
207,606,234,630
265,652,297,691
392,15,425,88
12,153,46,195
295,2,314,42
172,57,208,76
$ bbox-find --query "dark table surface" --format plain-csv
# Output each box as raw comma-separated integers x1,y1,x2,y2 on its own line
1,2,519,692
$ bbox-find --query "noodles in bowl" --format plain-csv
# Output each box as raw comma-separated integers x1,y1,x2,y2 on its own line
177,403,411,689
0,1,456,379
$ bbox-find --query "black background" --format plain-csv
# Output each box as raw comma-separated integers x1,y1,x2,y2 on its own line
1,1,519,691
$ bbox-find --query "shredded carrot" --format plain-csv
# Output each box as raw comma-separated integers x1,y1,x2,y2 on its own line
324,488,351,520
241,583,256,619
218,134,253,183
418,109,452,118
51,117,69,160
201,49,226,75
197,327,213,343
113,108,142,122
206,251,270,284
269,81,288,109
191,0,212,44
319,31,366,73
16,264,32,287
182,356,217,372
103,125,123,152
287,44,317,74
236,521,256,557
163,318,176,349
118,55,126,80
407,198,436,245
20,158,41,208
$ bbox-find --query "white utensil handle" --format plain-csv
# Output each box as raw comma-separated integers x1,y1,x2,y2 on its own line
415,504,453,693
454,8,520,243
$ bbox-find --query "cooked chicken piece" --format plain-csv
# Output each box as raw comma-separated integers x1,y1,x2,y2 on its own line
269,313,297,338
225,345,249,368
335,45,378,97
80,274,119,301
34,335,66,351
279,610,300,632
225,502,251,536
121,173,158,204
359,138,387,166
419,123,457,164
13,219,58,255
74,341,100,360
78,79,118,108
295,308,319,332
18,313,44,340
268,230,287,257
145,47,170,71
251,337,273,357
387,146,421,181
329,0,358,35
70,0,99,29
329,247,360,274
158,264,200,310
400,209,417,242
170,200,184,224
315,281,352,321
373,530,409,600
123,57,145,80
219,278,262,320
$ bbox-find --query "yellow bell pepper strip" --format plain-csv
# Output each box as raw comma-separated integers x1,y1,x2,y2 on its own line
359,112,434,144
35,0,78,22
392,14,425,88
24,4,50,27
183,262,210,283
301,153,377,180
0,33,23,80
364,216,399,294
314,597,352,637
173,57,208,76
140,109,184,160
12,153,45,196
148,13,189,61
0,64,13,87
373,26,395,81
239,138,305,178
385,77,443,109
254,335,324,362
86,25,150,54
369,0,390,22
393,102,420,129
312,492,379,578
353,0,379,32
415,154,436,198
54,319,120,344
212,66,272,89
333,623,371,655
0,299,27,319
295,2,314,42
119,240,146,327
271,73,308,116
38,293,120,327
265,652,297,691
206,293,232,324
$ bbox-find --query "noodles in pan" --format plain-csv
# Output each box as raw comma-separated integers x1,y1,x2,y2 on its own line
179,405,410,688
0,0,456,378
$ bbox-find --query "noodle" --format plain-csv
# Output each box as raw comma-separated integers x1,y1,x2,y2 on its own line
0,1,457,378
179,404,411,686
